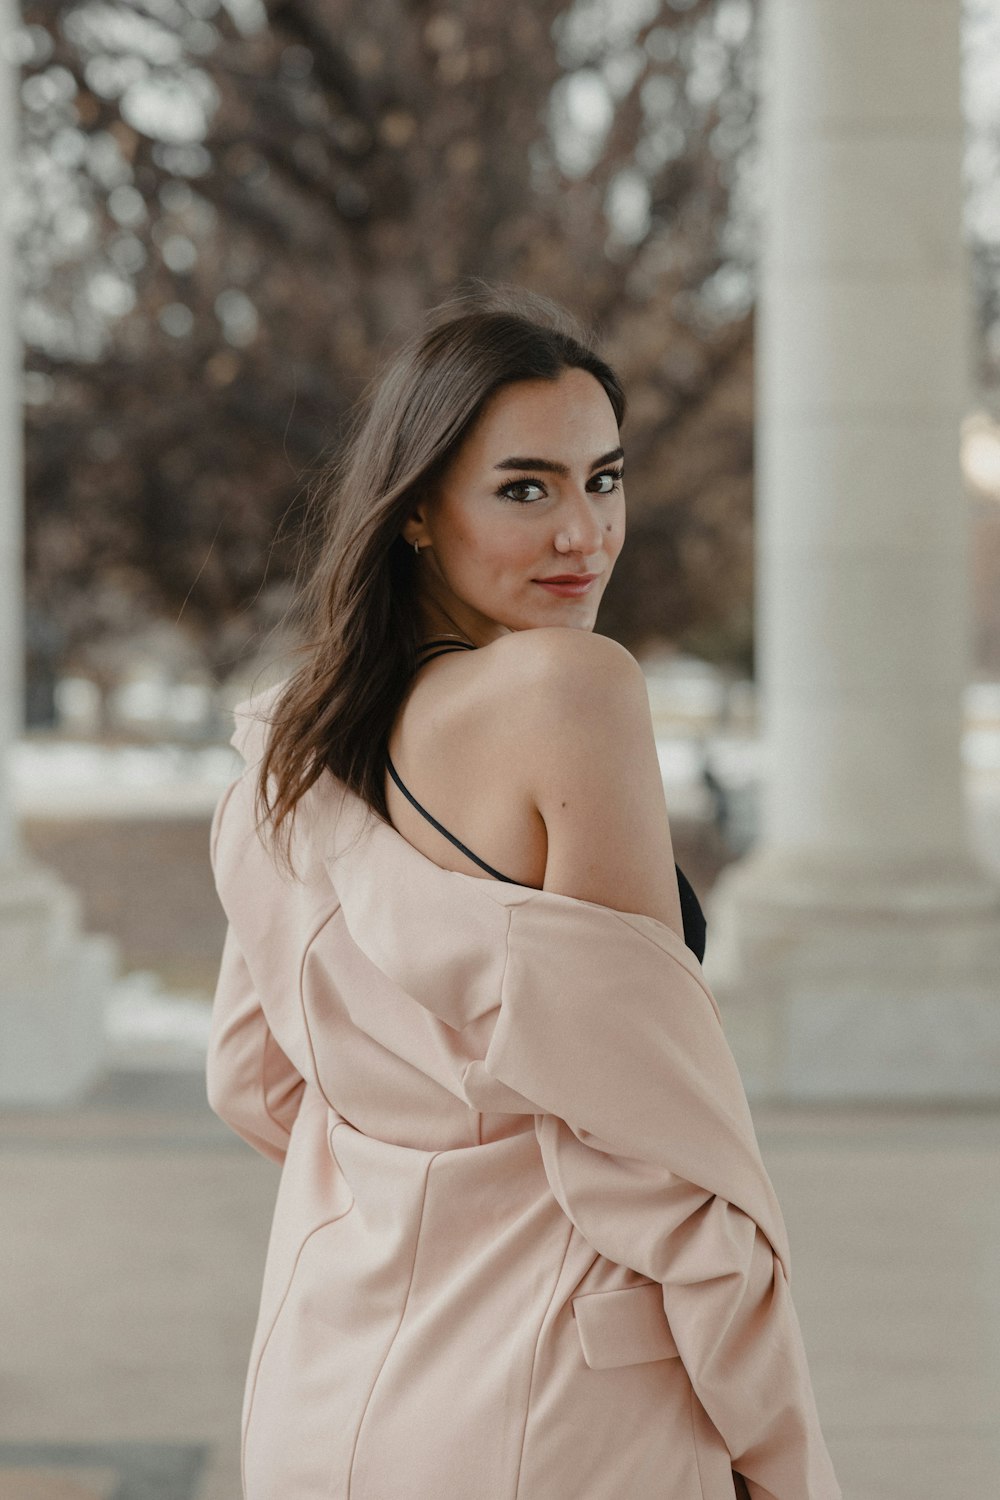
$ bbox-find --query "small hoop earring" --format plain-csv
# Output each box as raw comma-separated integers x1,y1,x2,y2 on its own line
413,539,421,555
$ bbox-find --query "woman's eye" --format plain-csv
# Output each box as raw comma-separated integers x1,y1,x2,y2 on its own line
591,468,624,494
497,479,546,504
496,468,623,504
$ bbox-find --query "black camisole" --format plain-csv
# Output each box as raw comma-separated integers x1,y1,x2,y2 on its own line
386,636,707,963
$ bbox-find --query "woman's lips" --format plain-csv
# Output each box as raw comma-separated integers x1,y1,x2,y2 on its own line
533,575,599,598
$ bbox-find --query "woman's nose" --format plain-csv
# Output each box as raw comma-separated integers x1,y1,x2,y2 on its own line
556,492,606,554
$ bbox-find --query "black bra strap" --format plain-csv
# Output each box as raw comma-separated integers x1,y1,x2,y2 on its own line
417,637,477,648
415,637,477,667
386,752,517,883
415,645,475,665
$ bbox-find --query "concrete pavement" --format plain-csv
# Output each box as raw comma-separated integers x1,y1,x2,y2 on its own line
2,1071,999,1499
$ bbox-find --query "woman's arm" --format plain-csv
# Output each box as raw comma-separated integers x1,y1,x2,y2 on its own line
497,626,686,933
205,779,306,1164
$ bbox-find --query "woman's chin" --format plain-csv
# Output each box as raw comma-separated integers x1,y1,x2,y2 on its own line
526,615,598,633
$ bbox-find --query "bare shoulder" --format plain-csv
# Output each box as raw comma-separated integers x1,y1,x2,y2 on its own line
484,626,643,704
484,627,652,760
484,628,685,936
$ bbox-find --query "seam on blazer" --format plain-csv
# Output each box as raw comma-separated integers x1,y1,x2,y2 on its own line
475,904,514,1149
509,1218,575,1500
240,1165,357,1499
687,1377,709,1500
295,902,345,1110
602,905,723,1021
257,1027,297,1148
256,1022,275,1147
500,898,577,1500
345,1146,441,1500
500,901,512,1020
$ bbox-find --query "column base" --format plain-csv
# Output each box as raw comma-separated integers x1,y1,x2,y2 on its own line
0,862,117,1105
703,847,1000,1102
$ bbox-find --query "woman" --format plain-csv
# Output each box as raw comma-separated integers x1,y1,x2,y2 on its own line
207,289,842,1499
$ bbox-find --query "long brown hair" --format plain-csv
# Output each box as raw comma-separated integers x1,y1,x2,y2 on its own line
257,285,626,867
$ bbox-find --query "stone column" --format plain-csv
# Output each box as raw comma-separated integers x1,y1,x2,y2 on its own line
0,0,114,1104
703,0,1000,1100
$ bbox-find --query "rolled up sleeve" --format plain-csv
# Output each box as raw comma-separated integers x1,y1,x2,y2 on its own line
534,1111,839,1500
482,897,841,1500
206,923,305,1165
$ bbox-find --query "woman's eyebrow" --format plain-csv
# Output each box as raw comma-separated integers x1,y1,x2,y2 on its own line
493,446,625,476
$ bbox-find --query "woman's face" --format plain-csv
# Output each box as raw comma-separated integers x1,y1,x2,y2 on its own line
404,366,626,642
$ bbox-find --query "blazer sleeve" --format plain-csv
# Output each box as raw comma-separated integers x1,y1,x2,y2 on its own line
533,1114,837,1500
481,899,842,1500
205,778,306,1165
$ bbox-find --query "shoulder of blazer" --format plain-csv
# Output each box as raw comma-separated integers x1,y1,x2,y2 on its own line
230,678,290,768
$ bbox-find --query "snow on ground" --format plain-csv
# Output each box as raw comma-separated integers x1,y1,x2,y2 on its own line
105,969,215,1071
12,731,761,822
13,739,243,819
13,721,1000,823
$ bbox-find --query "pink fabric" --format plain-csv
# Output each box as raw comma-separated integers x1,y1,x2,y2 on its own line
208,687,842,1500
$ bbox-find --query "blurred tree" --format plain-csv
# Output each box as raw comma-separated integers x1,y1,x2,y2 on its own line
16,0,762,703
15,0,1000,711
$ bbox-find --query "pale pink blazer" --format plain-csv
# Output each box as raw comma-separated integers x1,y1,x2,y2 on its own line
207,687,842,1500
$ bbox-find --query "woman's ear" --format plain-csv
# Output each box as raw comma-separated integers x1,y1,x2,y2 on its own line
399,491,432,549
400,514,424,549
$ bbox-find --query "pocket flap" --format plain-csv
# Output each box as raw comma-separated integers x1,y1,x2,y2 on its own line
572,1282,679,1370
